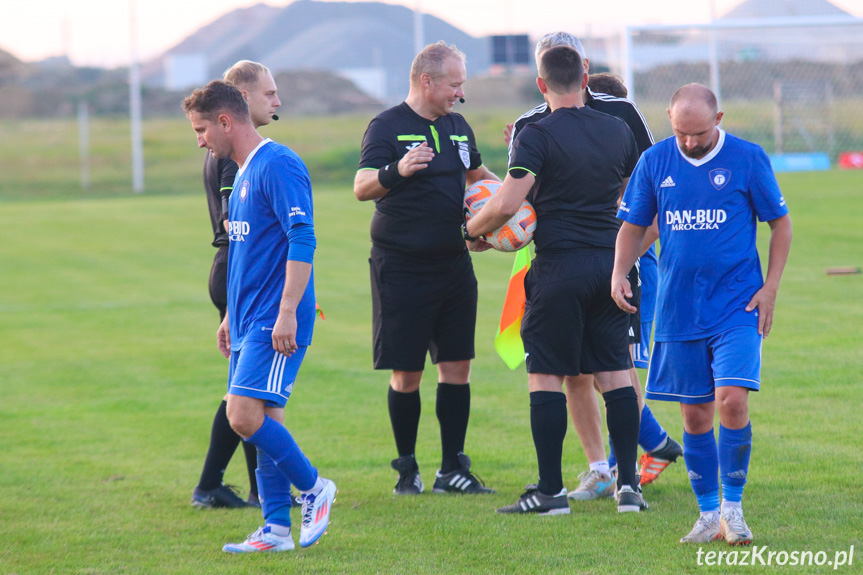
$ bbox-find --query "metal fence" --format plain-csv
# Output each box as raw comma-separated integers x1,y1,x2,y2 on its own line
621,15,863,161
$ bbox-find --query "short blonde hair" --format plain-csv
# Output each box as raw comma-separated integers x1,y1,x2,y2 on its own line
223,60,271,89
410,41,465,85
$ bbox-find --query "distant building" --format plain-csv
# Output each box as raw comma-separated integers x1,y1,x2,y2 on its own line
164,54,208,91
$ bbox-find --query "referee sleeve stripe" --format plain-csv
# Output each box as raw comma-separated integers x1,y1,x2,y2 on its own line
508,166,537,177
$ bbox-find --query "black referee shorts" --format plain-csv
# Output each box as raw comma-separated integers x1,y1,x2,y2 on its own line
209,245,229,321
369,246,477,371
522,249,632,376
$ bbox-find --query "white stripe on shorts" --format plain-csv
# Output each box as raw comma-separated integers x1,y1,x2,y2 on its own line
267,353,286,394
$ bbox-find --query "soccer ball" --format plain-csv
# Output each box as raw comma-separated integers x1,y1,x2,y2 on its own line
464,180,536,252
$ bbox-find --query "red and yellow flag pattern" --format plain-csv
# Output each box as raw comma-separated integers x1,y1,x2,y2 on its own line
494,246,532,370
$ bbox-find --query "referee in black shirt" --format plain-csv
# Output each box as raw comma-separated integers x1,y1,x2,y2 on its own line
467,46,647,514
354,41,498,496
505,33,682,502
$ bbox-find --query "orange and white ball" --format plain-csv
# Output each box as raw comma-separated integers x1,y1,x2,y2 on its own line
464,179,536,252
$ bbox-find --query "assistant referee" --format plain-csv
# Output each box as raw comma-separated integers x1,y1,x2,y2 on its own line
353,41,498,497
468,45,645,514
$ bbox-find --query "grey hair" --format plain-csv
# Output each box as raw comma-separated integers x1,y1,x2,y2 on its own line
410,41,466,85
535,32,586,63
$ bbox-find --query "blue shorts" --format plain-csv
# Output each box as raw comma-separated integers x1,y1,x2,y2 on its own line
645,326,762,405
632,320,653,369
228,341,307,408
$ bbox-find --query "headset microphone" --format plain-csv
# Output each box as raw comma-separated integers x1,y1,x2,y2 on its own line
272,114,280,121
459,97,465,104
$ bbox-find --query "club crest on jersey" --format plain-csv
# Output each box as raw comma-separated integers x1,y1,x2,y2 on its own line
239,180,250,202
458,142,470,168
709,169,731,190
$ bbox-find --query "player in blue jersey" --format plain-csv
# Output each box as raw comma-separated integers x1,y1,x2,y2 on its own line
183,80,336,553
613,84,792,545
192,60,282,510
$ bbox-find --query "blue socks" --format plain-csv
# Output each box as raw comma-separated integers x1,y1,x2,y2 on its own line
246,415,318,492
683,429,720,513
719,422,752,503
638,405,668,453
683,423,753,512
256,449,292,528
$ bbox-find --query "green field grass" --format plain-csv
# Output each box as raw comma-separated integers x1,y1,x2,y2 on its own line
0,113,516,202
1,118,862,574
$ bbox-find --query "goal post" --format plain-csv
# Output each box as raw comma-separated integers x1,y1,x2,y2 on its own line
621,14,863,161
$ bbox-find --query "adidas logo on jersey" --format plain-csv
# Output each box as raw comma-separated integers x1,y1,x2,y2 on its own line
660,176,676,188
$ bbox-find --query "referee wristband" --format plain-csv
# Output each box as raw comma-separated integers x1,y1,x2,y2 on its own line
462,222,479,243
377,161,404,190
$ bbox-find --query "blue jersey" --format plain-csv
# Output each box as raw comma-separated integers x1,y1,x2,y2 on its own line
227,139,316,349
639,244,658,324
618,130,788,341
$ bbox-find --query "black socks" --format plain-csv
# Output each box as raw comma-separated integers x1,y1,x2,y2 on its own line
530,391,568,496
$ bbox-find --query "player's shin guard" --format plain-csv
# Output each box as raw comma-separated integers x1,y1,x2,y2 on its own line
388,387,421,458
639,405,669,453
719,422,752,503
256,450,292,528
683,429,720,512
529,391,567,496
436,383,470,473
246,415,317,492
603,386,640,489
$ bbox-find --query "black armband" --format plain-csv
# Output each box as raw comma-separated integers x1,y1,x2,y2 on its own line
377,161,404,189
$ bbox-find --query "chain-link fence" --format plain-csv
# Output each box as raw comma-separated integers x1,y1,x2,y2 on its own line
621,16,863,161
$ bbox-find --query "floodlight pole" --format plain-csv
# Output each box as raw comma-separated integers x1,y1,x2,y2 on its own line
708,0,722,109
129,0,145,193
622,27,634,101
78,101,91,190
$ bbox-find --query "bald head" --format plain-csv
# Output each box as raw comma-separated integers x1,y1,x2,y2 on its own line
670,83,718,117
667,83,723,160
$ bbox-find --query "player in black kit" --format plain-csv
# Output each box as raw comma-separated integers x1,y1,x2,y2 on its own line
354,41,498,496
505,33,682,502
467,46,647,514
191,61,282,509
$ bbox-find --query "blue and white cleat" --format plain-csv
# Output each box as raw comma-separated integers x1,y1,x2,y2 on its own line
222,526,294,553
299,478,337,548
567,469,616,500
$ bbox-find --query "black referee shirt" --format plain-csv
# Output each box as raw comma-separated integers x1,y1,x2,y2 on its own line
508,87,654,166
509,106,639,252
358,102,483,258
203,153,238,247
